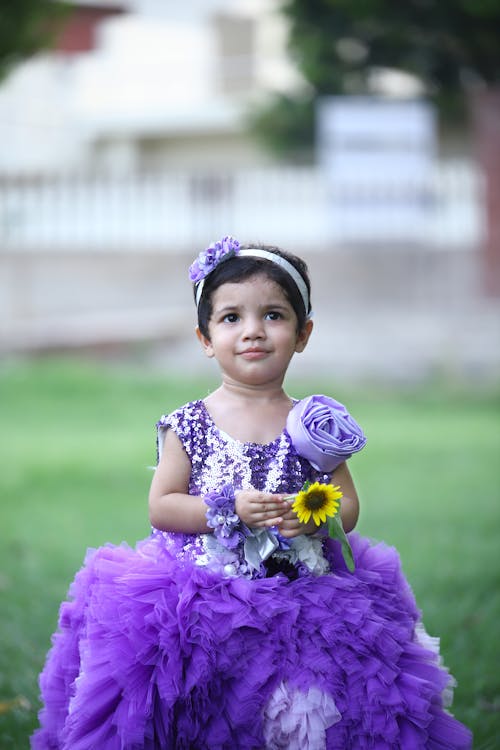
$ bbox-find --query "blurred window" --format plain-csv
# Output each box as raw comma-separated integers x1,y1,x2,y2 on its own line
213,13,255,95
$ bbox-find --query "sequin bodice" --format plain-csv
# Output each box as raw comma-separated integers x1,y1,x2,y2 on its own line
151,400,330,577
157,400,326,497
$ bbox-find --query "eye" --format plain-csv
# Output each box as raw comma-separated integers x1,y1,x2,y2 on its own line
265,310,283,321
222,312,239,323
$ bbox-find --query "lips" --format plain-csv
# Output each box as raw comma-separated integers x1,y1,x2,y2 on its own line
240,348,268,360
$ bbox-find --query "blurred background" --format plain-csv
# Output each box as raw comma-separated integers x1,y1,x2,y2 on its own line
1,1,499,747
0,0,499,382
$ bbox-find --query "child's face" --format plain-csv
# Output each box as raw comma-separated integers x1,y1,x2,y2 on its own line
196,274,312,388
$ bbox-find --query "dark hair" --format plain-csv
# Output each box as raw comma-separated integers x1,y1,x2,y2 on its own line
195,243,312,339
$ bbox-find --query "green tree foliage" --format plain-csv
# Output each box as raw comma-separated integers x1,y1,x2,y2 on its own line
251,0,500,157
0,0,69,82
283,0,500,95
247,92,316,162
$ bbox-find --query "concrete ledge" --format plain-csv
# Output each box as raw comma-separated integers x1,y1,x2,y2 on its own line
1,307,190,353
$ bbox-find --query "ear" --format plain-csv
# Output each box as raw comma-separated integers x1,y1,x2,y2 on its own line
295,318,313,353
195,326,215,358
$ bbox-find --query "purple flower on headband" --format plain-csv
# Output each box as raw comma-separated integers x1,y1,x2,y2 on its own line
189,236,240,283
286,395,367,472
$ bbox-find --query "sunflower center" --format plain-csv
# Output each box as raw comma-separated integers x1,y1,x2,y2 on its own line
305,492,327,510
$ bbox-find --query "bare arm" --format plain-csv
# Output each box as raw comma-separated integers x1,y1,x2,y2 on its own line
332,461,360,532
149,428,291,534
149,429,209,533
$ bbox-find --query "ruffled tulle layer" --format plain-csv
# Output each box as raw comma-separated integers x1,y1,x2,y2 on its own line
32,533,472,749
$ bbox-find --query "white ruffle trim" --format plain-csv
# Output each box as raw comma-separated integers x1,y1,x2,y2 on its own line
263,681,341,750
290,535,331,576
414,621,456,708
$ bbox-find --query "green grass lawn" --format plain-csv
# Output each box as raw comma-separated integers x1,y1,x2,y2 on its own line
1,357,499,748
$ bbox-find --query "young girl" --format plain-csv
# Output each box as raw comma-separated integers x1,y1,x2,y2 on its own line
33,237,472,749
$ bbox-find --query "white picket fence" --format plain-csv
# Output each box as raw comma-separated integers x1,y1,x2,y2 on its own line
2,159,497,380
0,161,483,251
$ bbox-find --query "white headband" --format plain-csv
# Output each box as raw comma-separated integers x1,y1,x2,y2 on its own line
195,248,310,313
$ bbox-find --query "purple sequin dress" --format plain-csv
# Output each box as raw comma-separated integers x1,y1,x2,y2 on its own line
32,400,472,750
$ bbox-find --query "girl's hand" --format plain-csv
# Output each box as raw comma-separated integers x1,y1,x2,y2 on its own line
278,507,318,538
235,490,290,529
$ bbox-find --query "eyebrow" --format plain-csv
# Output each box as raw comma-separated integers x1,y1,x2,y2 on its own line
215,302,290,314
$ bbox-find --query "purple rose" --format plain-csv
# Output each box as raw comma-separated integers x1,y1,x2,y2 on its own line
286,395,367,472
189,235,240,283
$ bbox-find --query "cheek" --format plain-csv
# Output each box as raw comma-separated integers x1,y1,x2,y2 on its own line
211,329,235,351
275,331,300,355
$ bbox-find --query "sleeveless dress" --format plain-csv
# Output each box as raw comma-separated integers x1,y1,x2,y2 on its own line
32,399,472,750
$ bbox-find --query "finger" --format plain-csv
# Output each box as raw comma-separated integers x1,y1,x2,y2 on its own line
278,519,302,533
263,515,283,528
257,503,285,518
262,508,284,521
258,494,288,506
279,524,301,535
257,507,285,525
277,525,298,538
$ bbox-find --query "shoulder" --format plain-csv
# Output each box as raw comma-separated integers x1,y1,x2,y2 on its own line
157,399,204,430
156,400,207,461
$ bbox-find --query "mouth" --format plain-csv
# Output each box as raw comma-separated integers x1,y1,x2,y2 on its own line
240,348,269,360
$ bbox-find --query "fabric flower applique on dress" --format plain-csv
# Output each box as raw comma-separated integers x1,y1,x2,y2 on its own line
286,394,366,473
204,484,248,549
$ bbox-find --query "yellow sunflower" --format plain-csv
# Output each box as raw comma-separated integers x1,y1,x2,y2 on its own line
291,482,343,526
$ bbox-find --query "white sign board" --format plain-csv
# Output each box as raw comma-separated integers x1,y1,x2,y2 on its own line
316,96,437,242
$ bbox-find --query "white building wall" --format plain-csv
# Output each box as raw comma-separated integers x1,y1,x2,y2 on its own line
0,57,84,173
0,0,300,175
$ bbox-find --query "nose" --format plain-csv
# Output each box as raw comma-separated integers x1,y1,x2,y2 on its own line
242,313,265,340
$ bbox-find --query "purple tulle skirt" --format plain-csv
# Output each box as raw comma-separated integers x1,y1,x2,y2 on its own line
32,533,472,749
